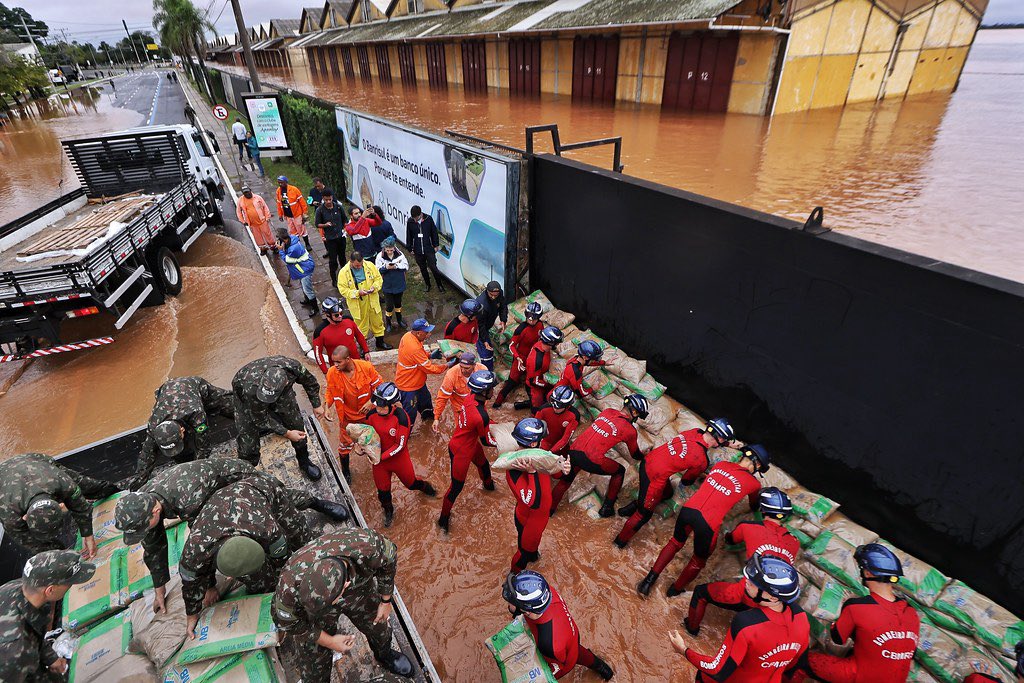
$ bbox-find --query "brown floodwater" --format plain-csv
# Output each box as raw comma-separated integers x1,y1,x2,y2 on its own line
222,28,1024,283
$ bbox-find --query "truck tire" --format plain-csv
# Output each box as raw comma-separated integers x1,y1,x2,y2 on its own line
153,247,183,295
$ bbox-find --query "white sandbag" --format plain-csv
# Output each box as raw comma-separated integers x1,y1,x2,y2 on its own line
880,541,951,607
128,575,188,668
492,449,566,475
673,408,706,433
173,594,279,665
602,348,647,385
761,464,799,492
932,581,1023,655
544,308,575,330
95,653,157,682
346,423,381,464
639,395,681,433
490,422,519,455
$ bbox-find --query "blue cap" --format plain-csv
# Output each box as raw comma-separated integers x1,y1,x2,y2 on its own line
411,318,434,332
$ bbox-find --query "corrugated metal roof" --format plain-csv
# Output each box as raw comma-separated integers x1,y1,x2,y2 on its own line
271,18,302,36
529,0,742,29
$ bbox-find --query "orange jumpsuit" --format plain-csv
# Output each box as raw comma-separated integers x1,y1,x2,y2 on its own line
236,193,274,249
324,359,382,464
434,362,486,420
276,184,309,237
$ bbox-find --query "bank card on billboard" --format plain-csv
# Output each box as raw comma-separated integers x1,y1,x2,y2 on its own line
336,107,511,295
242,94,289,151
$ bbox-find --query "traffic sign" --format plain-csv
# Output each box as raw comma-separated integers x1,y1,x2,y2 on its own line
212,104,228,120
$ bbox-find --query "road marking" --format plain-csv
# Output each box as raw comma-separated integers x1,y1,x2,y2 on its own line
147,74,163,125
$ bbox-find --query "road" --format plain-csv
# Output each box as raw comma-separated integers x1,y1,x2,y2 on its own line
96,68,188,127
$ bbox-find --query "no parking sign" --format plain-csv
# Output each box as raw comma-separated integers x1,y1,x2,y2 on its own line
212,104,228,120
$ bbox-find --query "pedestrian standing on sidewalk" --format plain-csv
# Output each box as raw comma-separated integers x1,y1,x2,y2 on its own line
236,185,274,253
405,205,445,292
375,237,408,333
276,176,312,252
337,252,391,351
275,228,318,316
245,132,264,177
344,206,380,263
475,280,508,371
308,178,330,210
314,189,346,282
231,118,250,161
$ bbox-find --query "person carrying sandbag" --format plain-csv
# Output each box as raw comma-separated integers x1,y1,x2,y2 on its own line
444,299,482,344
555,340,607,399
363,382,438,528
533,385,580,456
432,352,487,434
525,326,564,414
493,301,544,409
323,346,383,481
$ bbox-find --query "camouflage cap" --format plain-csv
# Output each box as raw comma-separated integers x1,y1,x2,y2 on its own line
258,367,290,404
151,420,185,457
297,558,348,616
23,550,96,587
24,496,65,536
114,492,159,544
216,536,267,577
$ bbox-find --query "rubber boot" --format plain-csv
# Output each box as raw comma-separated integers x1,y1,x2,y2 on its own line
395,310,406,328
379,491,395,528
598,499,616,518
413,480,437,497
384,314,393,333
618,500,638,518
512,400,531,410
297,455,322,481
375,649,413,677
436,514,450,533
590,656,614,681
376,336,393,351
302,235,312,251
637,570,659,597
310,498,349,522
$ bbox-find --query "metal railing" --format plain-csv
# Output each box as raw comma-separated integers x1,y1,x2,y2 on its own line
525,124,624,173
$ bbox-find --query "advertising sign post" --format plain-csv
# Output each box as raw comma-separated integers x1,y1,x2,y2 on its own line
241,92,291,158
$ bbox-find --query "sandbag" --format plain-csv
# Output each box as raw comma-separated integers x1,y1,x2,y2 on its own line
87,491,127,547
799,581,855,657
174,593,279,665
907,662,942,682
916,617,969,683
346,423,382,464
492,449,566,475
163,650,239,683
602,348,646,385
567,329,611,351
495,368,510,383
555,340,577,360
804,530,865,592
672,408,706,433
572,490,605,520
129,575,188,668
486,616,556,683
795,557,831,589
99,654,157,682
821,513,879,548
544,308,575,330
880,541,951,607
581,370,617,399
69,611,132,683
490,422,519,455
932,581,1023,655
585,392,623,415
437,338,476,358
201,648,286,682
639,395,681,434
760,464,799,492
707,446,742,466
121,524,186,605
786,518,822,550
63,551,122,629
786,485,840,525
615,373,665,400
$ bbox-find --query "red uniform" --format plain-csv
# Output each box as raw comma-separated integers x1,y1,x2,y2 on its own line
805,593,920,683
313,319,369,372
439,394,496,521
962,675,1003,682
525,342,553,411
444,316,478,344
652,461,761,592
549,409,641,511
494,321,542,405
556,356,607,397
523,586,602,680
535,403,580,455
686,604,810,682
363,407,431,515
506,468,554,572
685,520,800,633
615,428,711,545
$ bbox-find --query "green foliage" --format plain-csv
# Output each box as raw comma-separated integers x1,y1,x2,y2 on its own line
207,68,226,104
0,51,48,100
0,3,47,40
278,93,347,202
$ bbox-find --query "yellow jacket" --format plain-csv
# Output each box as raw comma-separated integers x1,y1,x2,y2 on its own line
337,261,383,313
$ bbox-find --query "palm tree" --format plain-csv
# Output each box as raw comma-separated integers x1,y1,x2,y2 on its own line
152,0,214,96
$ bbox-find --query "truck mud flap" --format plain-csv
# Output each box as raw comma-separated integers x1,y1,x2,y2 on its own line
113,283,153,329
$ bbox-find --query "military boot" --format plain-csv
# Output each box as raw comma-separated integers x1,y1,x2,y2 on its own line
296,455,322,481
376,336,393,351
637,570,659,597
617,500,638,518
310,498,349,522
376,649,413,677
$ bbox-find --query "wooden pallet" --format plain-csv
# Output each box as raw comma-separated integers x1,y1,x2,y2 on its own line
18,197,156,257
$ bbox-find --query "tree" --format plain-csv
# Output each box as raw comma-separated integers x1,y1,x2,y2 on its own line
152,0,213,93
0,3,48,41
0,51,48,106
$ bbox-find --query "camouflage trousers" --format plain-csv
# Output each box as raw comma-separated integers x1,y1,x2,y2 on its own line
233,394,309,466
3,473,117,554
291,581,395,682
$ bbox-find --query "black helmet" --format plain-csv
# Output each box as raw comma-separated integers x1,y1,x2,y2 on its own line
467,370,496,395
758,487,793,520
371,381,401,407
502,570,552,613
538,326,562,346
576,340,603,361
524,302,543,320
623,394,649,419
740,444,771,474
511,418,548,447
460,299,483,318
705,418,736,443
321,297,343,315
549,385,575,409
854,543,903,583
744,553,800,603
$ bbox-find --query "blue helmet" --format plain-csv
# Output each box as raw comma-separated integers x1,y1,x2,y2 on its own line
623,394,649,420
524,302,543,320
854,543,903,583
502,570,551,613
371,381,401,407
549,385,575,409
744,553,800,603
512,418,548,447
576,340,603,361
758,487,792,520
460,299,483,318
321,297,343,315
539,326,563,346
741,444,771,474
705,418,735,443
467,370,496,395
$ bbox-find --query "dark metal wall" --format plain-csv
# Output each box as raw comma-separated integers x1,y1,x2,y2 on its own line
529,154,1024,614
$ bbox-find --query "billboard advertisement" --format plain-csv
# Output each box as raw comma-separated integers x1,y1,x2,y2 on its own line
242,93,289,151
336,107,516,295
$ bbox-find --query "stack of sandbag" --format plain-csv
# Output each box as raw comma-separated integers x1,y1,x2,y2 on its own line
68,611,156,683
486,615,556,683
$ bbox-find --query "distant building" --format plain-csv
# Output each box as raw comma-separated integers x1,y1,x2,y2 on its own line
2,42,43,66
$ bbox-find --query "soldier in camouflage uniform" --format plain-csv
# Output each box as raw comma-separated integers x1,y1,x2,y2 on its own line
179,475,315,635
232,356,326,481
0,549,96,682
129,375,236,489
0,453,118,560
114,458,347,614
273,528,414,680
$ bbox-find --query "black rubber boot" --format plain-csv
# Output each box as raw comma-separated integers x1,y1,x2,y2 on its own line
512,400,531,410
297,456,322,481
421,409,435,421
637,570,659,597
310,498,349,522
436,515,450,534
395,311,406,328
383,508,394,528
590,656,614,680
379,491,395,528
685,619,701,637
598,499,616,518
414,480,437,497
613,537,628,549
483,479,496,491
376,336,393,351
667,585,685,598
302,236,312,251
617,501,638,518
341,463,351,482
376,649,413,677
385,315,393,333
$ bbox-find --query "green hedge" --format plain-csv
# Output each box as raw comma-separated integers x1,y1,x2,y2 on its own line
279,93,346,202
207,68,226,104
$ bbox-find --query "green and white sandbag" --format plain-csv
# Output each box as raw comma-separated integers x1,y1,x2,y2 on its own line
880,541,951,607
173,593,279,665
804,530,864,591
486,616,556,683
69,611,133,683
785,485,841,525
932,580,1023,656
492,448,566,475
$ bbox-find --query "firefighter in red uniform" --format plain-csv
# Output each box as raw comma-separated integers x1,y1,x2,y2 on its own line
670,553,809,682
549,394,649,518
493,302,544,409
534,385,580,455
525,326,564,413
792,543,920,683
437,370,498,533
638,443,770,598
614,418,739,547
961,643,1022,682
685,487,800,635
443,299,482,344
504,417,571,572
502,570,614,681
312,298,369,372
362,382,437,528
556,340,606,398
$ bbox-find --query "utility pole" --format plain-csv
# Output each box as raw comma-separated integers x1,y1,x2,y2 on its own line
123,19,143,65
18,15,42,66
229,0,262,91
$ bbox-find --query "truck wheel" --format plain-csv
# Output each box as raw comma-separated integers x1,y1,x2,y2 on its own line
153,247,183,295
207,196,224,227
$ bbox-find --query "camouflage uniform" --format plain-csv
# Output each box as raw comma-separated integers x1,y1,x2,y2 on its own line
273,529,398,682
0,580,61,682
137,458,314,589
131,376,235,486
232,356,321,466
0,453,116,554
179,475,313,615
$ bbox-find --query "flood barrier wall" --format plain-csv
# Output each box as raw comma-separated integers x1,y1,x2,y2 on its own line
529,154,1024,613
